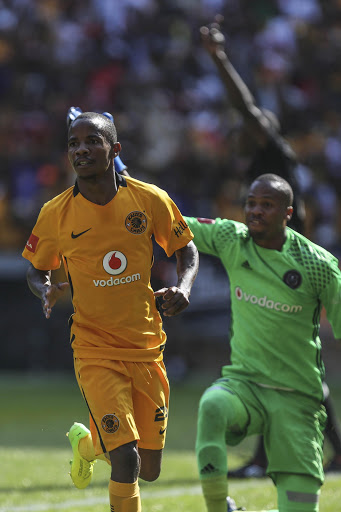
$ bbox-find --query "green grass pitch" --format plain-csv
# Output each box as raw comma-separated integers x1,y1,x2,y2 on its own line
0,374,340,511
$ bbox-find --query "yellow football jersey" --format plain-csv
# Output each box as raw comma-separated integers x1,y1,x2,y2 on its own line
22,174,194,362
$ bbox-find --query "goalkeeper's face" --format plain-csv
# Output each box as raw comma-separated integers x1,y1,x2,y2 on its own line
245,181,293,247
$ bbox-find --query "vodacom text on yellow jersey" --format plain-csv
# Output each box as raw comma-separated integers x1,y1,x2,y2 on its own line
93,273,141,287
93,250,141,286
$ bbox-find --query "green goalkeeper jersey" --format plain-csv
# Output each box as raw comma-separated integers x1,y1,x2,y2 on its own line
185,217,341,400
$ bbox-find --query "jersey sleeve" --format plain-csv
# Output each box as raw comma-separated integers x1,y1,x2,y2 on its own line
184,216,220,257
22,202,61,271
320,261,341,339
185,216,248,262
151,188,193,257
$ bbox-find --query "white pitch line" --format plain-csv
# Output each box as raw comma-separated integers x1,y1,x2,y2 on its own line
0,485,203,512
1,474,339,512
0,497,109,512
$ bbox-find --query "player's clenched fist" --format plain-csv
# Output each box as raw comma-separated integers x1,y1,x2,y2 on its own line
154,286,190,316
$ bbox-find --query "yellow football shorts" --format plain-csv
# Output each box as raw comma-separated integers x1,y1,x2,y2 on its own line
74,357,169,456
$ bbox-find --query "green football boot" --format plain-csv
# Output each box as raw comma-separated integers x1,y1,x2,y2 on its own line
67,422,96,489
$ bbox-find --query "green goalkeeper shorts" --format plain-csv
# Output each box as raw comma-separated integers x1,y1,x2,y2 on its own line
211,376,326,484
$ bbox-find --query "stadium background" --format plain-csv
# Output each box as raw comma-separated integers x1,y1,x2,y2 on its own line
0,0,341,384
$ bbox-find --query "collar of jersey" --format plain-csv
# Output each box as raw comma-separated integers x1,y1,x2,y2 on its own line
73,171,127,197
252,227,292,255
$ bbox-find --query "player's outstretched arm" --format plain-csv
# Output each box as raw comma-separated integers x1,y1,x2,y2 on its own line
200,23,272,146
26,263,69,319
154,241,199,317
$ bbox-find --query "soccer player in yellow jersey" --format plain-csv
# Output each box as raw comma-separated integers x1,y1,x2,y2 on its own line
22,111,199,512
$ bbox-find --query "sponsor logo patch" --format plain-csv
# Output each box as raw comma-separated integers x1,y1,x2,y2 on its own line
235,286,302,313
154,406,168,422
103,251,127,275
173,220,188,237
71,228,91,239
283,270,302,289
93,273,141,287
241,260,252,270
101,414,120,434
26,233,39,253
125,211,147,234
197,218,215,224
200,463,219,475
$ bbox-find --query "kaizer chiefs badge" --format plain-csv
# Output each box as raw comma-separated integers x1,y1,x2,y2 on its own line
101,414,120,433
125,211,147,234
283,270,302,289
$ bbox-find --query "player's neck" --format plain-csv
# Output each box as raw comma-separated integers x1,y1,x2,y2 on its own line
77,171,118,205
253,231,287,251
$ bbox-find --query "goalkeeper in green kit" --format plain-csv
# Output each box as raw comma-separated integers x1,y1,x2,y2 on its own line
185,173,341,512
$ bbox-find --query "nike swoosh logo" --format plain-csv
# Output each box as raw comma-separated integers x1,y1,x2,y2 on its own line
159,427,167,435
71,228,92,239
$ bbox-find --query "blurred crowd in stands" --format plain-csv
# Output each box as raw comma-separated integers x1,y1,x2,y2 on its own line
0,0,341,257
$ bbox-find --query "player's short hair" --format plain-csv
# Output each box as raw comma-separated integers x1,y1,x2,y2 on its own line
252,173,294,207
68,112,117,147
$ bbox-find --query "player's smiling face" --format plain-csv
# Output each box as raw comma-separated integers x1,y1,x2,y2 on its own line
245,181,292,248
68,118,114,180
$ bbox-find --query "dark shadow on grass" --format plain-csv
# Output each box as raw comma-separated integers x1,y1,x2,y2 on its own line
139,478,199,488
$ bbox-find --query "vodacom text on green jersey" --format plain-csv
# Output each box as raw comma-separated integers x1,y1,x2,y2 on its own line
235,286,303,313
